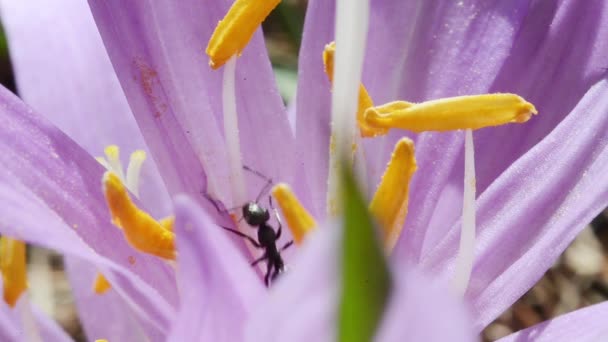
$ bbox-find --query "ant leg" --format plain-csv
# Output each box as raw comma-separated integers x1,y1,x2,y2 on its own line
264,262,273,287
243,165,273,203
219,226,262,249
251,253,268,267
280,240,294,251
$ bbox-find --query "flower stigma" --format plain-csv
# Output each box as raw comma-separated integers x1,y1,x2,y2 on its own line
0,236,27,307
206,0,281,69
364,94,538,134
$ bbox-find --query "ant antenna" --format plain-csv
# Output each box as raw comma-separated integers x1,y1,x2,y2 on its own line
243,165,273,203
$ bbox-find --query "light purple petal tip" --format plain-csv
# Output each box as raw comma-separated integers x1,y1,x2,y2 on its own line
169,196,265,342
498,302,608,342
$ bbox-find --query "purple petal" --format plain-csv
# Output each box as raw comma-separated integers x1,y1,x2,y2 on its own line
498,302,608,342
168,196,265,341
65,257,164,342
292,0,335,218
0,0,170,216
394,0,608,259
421,79,608,331
0,86,176,329
0,282,71,342
244,224,476,341
87,1,294,209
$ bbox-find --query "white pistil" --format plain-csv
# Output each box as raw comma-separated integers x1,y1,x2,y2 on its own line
326,0,370,217
222,56,247,205
104,145,126,181
452,129,476,296
126,150,147,198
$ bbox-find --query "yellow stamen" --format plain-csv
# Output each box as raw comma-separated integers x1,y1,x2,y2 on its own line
93,273,111,294
95,340,108,342
364,94,538,134
0,237,27,307
271,183,317,245
159,216,175,232
103,172,176,260
322,42,387,137
206,0,281,69
369,138,417,252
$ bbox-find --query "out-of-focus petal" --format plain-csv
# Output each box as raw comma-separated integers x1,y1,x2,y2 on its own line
0,0,170,217
0,279,72,342
65,257,161,342
422,80,608,331
0,86,176,330
245,223,339,342
498,302,608,342
87,1,294,209
168,196,264,341
244,222,477,342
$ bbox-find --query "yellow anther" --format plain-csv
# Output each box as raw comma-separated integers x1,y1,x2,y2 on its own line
271,183,317,245
206,0,281,69
322,42,388,137
0,237,27,307
103,172,176,260
93,273,111,294
159,216,175,232
95,340,109,342
364,94,537,134
369,138,417,252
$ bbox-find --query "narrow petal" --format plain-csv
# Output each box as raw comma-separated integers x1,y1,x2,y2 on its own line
168,196,265,341
422,79,608,330
88,1,294,210
293,0,336,219
65,257,161,342
0,86,176,330
0,0,170,217
497,302,608,342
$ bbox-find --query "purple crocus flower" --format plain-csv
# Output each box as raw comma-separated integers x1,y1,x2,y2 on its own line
0,0,606,341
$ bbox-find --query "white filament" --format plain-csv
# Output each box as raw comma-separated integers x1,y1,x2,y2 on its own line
452,129,477,296
126,150,147,198
222,56,247,205
326,0,370,217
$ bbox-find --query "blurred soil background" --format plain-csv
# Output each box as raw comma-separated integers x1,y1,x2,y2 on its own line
0,2,606,341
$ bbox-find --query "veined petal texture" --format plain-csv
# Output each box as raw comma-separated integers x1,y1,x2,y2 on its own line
88,0,295,209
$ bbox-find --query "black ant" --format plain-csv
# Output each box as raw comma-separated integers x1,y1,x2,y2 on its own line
205,166,293,287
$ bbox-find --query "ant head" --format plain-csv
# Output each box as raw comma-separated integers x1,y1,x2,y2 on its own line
242,202,269,227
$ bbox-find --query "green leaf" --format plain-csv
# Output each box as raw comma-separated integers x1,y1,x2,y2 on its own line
339,164,392,342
